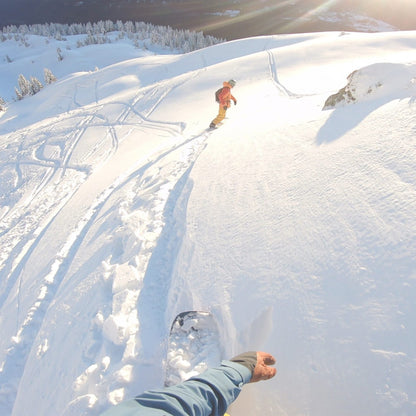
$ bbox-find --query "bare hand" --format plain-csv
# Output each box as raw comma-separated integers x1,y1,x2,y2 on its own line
250,352,277,383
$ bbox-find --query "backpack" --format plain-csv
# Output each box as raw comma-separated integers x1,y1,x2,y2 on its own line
215,87,223,103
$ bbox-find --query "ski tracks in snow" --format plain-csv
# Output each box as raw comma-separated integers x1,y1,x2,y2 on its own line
67,129,211,414
0,71,209,415
0,106,124,416
266,50,299,98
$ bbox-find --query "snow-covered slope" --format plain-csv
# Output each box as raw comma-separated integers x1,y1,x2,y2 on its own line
1,30,416,416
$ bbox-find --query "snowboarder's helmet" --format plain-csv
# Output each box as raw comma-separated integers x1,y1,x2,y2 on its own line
228,79,236,87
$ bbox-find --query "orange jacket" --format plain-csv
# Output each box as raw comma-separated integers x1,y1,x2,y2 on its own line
218,81,237,108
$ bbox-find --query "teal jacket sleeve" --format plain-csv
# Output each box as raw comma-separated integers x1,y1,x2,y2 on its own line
100,360,252,416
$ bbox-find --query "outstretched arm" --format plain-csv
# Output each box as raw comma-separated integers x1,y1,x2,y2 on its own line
100,351,276,416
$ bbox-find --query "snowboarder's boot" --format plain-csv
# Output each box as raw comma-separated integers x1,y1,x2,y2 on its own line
209,122,216,129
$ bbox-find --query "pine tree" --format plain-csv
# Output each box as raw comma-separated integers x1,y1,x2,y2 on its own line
44,68,57,85
0,97,6,112
15,87,23,101
2,20,224,56
30,76,43,94
17,74,31,98
15,74,44,99
57,47,63,61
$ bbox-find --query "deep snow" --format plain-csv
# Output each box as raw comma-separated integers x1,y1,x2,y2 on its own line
1,29,416,416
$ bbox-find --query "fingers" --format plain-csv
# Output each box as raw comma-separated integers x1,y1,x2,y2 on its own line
250,351,277,383
261,364,277,380
258,351,276,366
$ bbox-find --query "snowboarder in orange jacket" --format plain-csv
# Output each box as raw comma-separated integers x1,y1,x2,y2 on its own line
209,79,237,129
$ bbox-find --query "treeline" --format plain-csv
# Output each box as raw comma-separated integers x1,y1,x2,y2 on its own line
1,20,224,53
0,20,224,111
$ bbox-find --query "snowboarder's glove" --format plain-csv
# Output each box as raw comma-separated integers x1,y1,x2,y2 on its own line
233,99,237,105
231,351,277,383
223,106,228,110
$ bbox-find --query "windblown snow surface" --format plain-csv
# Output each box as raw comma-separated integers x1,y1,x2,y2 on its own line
1,30,416,416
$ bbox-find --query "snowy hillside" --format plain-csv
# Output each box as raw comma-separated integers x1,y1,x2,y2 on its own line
1,29,416,416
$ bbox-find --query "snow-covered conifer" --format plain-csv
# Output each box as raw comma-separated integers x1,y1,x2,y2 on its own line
15,87,23,100
2,20,224,56
18,24,29,35
15,74,44,99
44,68,57,85
17,74,31,97
195,31,205,50
104,20,114,33
30,77,43,94
85,34,94,45
0,97,6,112
57,47,63,61
94,21,106,35
124,21,134,37
85,22,93,34
116,20,124,32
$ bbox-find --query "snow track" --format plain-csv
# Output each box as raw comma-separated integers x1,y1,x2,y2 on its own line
0,66,210,414
65,128,210,413
266,49,295,97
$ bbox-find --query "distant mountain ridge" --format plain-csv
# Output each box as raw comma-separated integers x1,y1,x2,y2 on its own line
1,0,414,39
